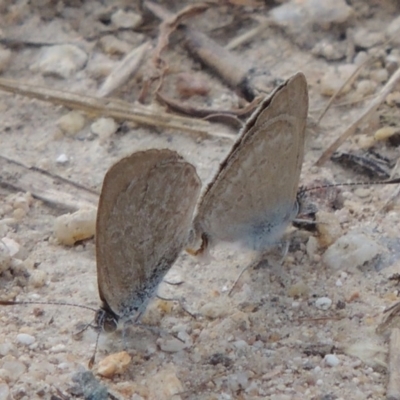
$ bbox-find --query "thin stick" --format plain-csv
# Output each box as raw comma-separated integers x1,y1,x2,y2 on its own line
0,78,235,140
387,328,400,400
315,66,400,167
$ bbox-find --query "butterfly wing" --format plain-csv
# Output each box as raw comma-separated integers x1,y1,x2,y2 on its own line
193,72,308,251
96,149,201,318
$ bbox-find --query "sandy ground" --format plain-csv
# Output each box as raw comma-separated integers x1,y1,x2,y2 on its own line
1,1,400,399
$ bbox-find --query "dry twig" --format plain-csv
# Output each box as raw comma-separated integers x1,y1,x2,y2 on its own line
0,78,235,140
315,66,400,167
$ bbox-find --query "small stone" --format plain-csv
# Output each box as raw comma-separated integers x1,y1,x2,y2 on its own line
387,16,400,46
99,36,132,55
0,342,14,357
306,236,319,258
386,92,400,107
3,360,26,381
91,118,118,144
97,351,131,378
0,240,11,273
311,39,347,61
71,370,108,400
200,299,229,319
56,154,69,164
353,28,384,49
320,65,357,96
53,208,97,246
354,51,368,66
50,344,66,353
323,232,381,271
16,333,35,346
157,337,187,353
374,126,398,141
316,211,342,247
288,281,310,298
31,45,88,79
335,279,342,287
29,269,47,288
147,367,183,400
315,297,332,310
0,47,12,73
111,9,142,29
0,383,10,400
324,354,340,367
57,111,86,137
356,79,377,96
370,68,388,83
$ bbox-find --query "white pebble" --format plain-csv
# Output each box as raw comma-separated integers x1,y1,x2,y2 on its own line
324,354,340,367
157,337,187,353
356,79,377,96
56,154,69,164
31,44,88,79
50,344,66,353
335,279,343,287
57,111,86,137
292,301,300,308
16,333,35,346
91,117,118,144
0,383,10,400
2,360,26,381
29,269,47,288
316,379,323,386
315,297,332,310
111,9,142,29
323,232,381,271
2,238,20,258
53,208,97,246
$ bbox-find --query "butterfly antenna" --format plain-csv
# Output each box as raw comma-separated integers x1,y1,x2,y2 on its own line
298,177,400,196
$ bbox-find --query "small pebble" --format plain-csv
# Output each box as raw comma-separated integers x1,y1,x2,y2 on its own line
0,240,11,273
335,279,342,287
370,68,388,83
16,333,35,346
56,154,69,164
99,35,132,55
374,126,398,141
147,367,183,400
97,351,131,378
323,232,381,271
315,297,332,310
316,211,342,247
57,111,86,137
54,208,97,246
200,301,229,319
353,28,384,49
29,269,47,288
386,15,400,45
111,9,142,29
320,65,357,96
356,79,377,96
324,354,340,367
2,360,26,381
157,337,187,353
386,92,400,107
91,118,118,144
0,383,10,400
31,45,88,79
